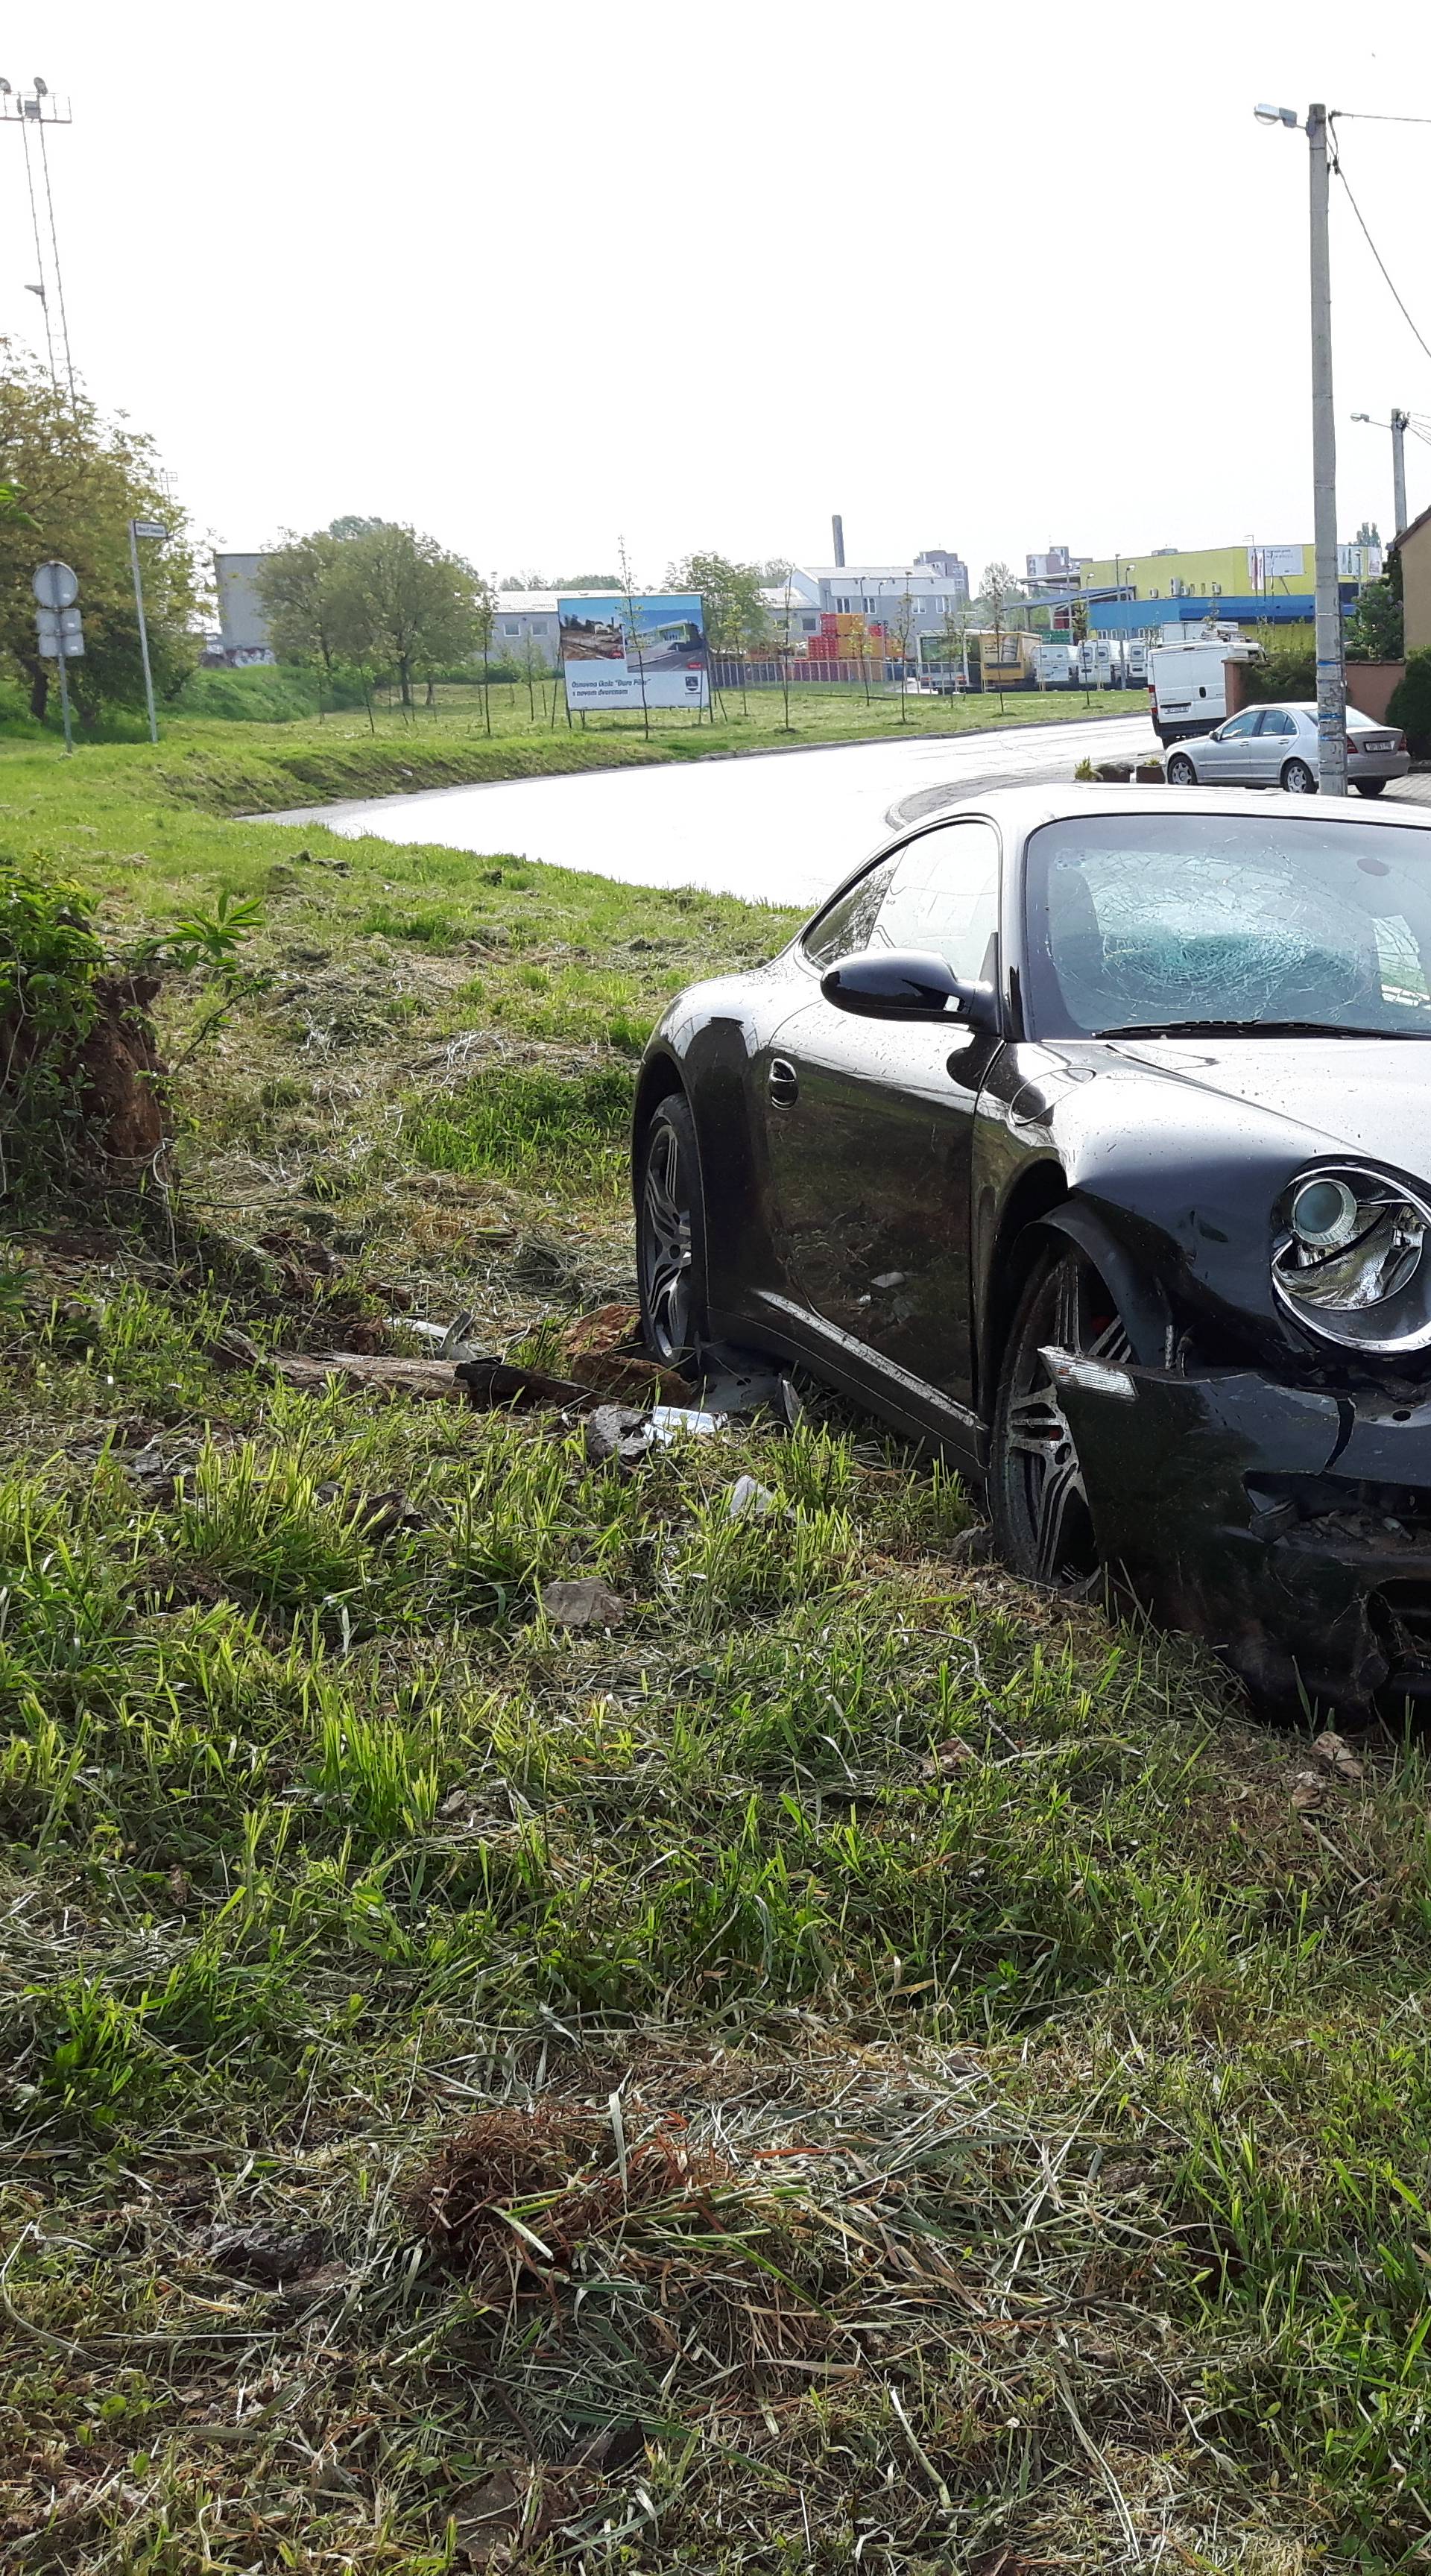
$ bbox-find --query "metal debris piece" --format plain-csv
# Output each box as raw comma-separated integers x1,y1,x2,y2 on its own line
1312,1729,1365,1784
727,1474,777,1521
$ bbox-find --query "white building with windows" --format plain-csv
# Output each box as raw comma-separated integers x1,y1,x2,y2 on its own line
490,590,562,668
771,560,973,649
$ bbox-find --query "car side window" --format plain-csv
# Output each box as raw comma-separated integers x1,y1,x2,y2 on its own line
1219,711,1259,738
803,855,902,967
1258,710,1295,736
868,820,1002,983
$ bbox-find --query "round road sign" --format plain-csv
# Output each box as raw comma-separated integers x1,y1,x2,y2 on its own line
33,559,78,610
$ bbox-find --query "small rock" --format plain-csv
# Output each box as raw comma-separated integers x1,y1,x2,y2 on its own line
584,1405,654,1471
920,1734,975,1778
1291,1769,1324,1813
540,1576,627,1629
947,1524,994,1565
207,2222,328,2285
1312,1728,1365,1784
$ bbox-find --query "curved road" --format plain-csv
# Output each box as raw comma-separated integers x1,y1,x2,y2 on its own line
282,710,1154,912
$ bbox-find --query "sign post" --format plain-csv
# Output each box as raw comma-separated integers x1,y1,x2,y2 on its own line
128,518,167,744
33,559,80,752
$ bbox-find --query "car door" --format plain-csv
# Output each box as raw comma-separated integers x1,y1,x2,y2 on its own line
1201,707,1262,780
1248,706,1295,783
760,818,1002,1409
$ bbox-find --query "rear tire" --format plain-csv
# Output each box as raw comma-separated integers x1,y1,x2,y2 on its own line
636,1090,708,1369
990,1244,1131,1589
1282,757,1318,795
1355,778,1387,798
1166,752,1198,786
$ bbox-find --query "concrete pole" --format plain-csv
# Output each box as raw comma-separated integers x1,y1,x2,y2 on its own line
1307,104,1347,795
1391,409,1409,538
128,520,158,744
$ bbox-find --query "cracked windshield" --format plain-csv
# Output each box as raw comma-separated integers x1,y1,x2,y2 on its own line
1032,813,1431,1033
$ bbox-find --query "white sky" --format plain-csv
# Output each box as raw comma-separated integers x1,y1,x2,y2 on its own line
2,1,1430,587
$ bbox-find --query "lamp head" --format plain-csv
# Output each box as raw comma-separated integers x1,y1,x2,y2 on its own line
32,75,47,95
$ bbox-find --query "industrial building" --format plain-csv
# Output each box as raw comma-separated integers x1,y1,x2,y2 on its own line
212,553,275,663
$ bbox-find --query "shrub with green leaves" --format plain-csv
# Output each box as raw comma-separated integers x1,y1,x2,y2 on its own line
0,862,104,1187
1388,646,1431,757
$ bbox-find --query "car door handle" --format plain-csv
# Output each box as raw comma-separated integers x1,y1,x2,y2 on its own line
768,1057,799,1105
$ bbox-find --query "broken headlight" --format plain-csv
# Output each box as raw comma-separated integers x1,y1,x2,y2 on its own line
1272,1164,1431,1354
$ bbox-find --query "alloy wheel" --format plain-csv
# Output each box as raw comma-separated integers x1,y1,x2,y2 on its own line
639,1108,695,1363
1282,758,1317,794
1166,754,1197,786
995,1251,1131,1588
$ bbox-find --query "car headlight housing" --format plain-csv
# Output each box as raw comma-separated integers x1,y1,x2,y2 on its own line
1272,1163,1431,1354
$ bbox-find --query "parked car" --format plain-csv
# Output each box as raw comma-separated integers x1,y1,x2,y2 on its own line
634,785,1431,1719
1165,701,1409,796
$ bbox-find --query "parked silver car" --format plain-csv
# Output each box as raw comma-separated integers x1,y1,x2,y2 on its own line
1164,701,1409,798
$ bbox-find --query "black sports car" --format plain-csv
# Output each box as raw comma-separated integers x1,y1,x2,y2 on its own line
632,783,1431,1719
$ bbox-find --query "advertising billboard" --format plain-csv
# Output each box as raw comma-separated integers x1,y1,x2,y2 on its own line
560,592,709,713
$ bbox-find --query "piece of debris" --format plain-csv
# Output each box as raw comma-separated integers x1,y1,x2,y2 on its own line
540,1576,628,1629
584,1405,655,1471
1290,1769,1324,1813
948,1523,995,1566
697,1344,798,1421
1312,1729,1365,1785
271,1351,470,1401
555,1304,688,1403
650,1404,721,1442
455,1356,593,1409
727,1474,777,1521
206,2222,329,2285
393,1313,490,1362
452,2465,531,2567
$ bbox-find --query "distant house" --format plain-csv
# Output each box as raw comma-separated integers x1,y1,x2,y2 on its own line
491,591,561,669
1394,505,1431,656
212,553,275,665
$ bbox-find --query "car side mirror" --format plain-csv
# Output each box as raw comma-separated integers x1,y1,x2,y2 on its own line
821,947,999,1032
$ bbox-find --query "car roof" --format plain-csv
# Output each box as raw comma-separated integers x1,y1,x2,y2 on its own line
1271,700,1380,722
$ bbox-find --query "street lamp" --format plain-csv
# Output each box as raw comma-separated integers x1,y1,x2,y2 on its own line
1255,101,1346,795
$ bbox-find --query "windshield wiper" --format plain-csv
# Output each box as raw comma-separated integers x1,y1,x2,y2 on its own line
1095,1018,1431,1041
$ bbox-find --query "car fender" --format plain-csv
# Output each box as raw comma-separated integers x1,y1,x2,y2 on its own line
1040,1200,1174,1366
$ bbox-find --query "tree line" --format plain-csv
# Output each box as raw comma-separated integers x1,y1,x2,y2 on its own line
258,523,499,725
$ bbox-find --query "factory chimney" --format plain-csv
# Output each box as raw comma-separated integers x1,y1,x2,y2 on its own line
831,513,845,569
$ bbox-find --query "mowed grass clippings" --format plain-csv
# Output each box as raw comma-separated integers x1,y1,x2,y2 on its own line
1,724,1430,2572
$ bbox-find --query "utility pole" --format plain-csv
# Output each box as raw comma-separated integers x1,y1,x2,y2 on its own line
1391,408,1409,538
128,519,167,743
1307,103,1347,796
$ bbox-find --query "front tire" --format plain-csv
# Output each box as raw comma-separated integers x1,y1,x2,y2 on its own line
636,1090,707,1368
1166,751,1198,786
1355,778,1387,798
990,1246,1131,1588
1282,757,1318,794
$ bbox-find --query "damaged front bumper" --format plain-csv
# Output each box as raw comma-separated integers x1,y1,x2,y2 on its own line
1046,1350,1431,1717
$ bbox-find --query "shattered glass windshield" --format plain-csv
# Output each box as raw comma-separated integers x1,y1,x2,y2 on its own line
1024,813,1431,1038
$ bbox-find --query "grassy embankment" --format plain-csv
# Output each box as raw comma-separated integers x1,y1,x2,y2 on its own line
2,721,1430,2574
35,668,1146,813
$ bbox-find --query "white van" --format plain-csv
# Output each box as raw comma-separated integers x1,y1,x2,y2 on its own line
1149,634,1262,745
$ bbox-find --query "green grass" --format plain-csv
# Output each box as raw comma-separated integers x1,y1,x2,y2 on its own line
2,713,1430,2572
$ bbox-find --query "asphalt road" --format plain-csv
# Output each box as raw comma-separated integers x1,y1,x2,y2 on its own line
281,710,1155,911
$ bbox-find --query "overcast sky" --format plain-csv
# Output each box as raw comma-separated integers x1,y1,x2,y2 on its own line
2,1,1430,588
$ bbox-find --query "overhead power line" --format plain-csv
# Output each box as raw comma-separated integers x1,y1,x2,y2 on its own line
1328,120,1431,372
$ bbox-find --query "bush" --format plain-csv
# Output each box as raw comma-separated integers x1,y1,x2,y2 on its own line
1388,650,1431,758
0,866,103,1185
1239,642,1316,704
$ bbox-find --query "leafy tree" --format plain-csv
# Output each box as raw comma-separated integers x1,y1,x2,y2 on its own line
256,532,344,691
499,568,548,591
0,350,199,725
550,570,621,592
1345,575,1403,661
666,552,768,716
325,523,482,711
327,514,388,540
